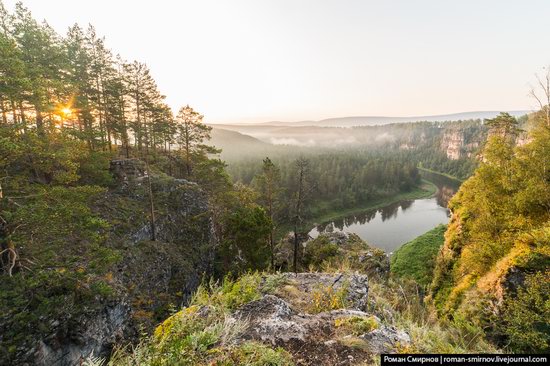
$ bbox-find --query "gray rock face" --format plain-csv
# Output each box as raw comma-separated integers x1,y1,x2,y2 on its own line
32,303,131,366
360,325,411,353
230,272,409,366
109,159,147,181
23,159,215,366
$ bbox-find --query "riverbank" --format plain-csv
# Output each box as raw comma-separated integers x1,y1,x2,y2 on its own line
391,224,447,287
306,179,437,227
276,181,437,238
418,166,464,183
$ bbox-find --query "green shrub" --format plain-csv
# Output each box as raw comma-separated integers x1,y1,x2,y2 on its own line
192,273,262,310
503,271,550,353
303,236,339,268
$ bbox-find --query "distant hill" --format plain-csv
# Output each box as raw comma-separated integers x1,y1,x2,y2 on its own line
257,111,530,127
210,128,278,161
210,128,269,149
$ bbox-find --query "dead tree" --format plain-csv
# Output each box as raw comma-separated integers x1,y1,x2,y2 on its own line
293,157,310,274
529,66,550,127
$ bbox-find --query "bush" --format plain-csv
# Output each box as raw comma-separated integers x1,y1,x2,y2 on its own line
503,271,550,353
192,273,262,311
308,281,349,313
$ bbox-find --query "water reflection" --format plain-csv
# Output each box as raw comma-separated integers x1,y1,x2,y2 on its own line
308,171,462,252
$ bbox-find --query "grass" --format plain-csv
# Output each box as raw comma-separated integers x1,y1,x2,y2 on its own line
391,224,447,287
335,315,379,335
417,166,464,183
106,273,295,366
366,277,499,354
308,281,350,313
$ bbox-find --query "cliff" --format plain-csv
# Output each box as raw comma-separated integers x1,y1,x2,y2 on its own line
429,121,550,352
439,125,484,160
3,159,216,366
108,233,498,365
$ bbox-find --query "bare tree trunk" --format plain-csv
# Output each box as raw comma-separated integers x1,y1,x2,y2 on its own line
10,100,18,125
146,161,156,241
293,164,304,274
34,103,44,135
0,99,7,124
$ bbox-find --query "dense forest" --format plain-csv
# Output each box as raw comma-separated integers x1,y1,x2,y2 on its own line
229,150,421,216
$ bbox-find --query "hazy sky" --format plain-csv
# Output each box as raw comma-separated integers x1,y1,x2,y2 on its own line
4,0,550,123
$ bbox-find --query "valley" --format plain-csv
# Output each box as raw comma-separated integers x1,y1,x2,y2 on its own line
0,1,548,365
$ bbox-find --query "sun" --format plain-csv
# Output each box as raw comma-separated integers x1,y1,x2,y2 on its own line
61,107,72,116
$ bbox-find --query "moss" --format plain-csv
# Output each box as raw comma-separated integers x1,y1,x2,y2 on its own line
335,315,379,335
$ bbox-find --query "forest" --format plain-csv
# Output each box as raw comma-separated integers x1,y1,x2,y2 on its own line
0,1,548,365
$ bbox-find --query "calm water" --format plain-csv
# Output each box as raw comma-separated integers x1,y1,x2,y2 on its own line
308,171,461,253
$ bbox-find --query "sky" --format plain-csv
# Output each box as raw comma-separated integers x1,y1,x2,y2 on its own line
4,0,550,123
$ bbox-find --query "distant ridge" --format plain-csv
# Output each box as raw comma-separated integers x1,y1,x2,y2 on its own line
256,110,530,127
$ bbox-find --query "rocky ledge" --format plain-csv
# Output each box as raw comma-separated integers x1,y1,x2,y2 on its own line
235,273,409,365
168,272,410,366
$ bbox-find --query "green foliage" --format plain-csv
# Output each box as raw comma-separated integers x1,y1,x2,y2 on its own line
213,184,272,274
228,150,422,221
503,271,550,353
192,273,262,311
334,315,379,335
429,116,550,352
6,185,113,268
0,185,120,361
303,236,339,268
78,151,115,186
391,225,447,287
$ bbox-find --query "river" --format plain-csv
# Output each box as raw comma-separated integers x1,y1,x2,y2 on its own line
308,171,462,253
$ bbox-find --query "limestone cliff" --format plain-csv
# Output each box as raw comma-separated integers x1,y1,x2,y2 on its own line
439,127,483,160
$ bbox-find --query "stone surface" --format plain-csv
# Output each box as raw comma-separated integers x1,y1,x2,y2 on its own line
231,272,410,366
23,159,215,366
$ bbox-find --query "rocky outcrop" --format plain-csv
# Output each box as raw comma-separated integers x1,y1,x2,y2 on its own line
31,302,131,366
213,272,408,365
439,126,485,160
440,129,464,160
24,159,215,366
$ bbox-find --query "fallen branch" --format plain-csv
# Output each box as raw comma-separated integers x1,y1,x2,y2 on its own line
0,247,17,276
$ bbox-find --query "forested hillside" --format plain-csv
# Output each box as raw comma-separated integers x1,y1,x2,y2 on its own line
1,1,548,365
0,3,269,364
429,112,550,353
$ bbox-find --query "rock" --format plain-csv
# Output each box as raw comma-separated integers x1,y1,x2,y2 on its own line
360,325,411,353
109,159,147,181
18,159,216,366
230,272,408,365
346,273,370,311
32,303,132,366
